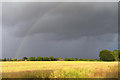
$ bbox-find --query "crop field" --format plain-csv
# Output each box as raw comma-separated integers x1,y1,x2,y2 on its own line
1,61,118,78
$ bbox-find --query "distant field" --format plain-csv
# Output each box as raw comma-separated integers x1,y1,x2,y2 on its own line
1,61,118,78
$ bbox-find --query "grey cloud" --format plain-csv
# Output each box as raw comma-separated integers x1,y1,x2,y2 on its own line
13,33,117,59
2,2,118,58
3,2,60,26
3,2,118,41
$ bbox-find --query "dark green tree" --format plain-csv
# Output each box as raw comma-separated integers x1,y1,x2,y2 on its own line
99,50,115,61
75,58,78,61
112,49,118,61
64,58,74,61
2,58,6,61
9,58,12,61
42,57,46,61
27,57,36,61
118,49,120,59
79,58,83,61
17,59,22,61
54,58,59,61
64,58,69,61
45,57,50,61
12,58,17,61
6,58,9,61
22,57,28,61
36,56,42,61
49,56,54,61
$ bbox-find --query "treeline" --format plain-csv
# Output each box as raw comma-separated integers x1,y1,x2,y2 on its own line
0,56,99,61
1,56,60,61
99,49,120,61
1,49,120,61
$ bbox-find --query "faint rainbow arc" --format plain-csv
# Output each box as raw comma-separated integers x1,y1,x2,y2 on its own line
15,3,64,58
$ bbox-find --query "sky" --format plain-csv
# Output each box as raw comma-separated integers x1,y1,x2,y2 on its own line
2,2,118,59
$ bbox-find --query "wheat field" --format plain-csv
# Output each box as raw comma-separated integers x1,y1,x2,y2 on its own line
1,61,118,78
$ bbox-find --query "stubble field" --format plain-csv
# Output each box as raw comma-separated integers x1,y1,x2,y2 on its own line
1,61,118,78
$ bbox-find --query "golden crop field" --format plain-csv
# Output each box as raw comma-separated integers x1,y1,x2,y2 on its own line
1,61,118,78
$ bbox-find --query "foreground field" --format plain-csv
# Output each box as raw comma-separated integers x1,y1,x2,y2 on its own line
1,61,118,78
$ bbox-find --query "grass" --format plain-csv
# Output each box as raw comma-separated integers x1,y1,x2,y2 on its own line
1,61,118,78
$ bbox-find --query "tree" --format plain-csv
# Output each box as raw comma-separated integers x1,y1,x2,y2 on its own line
64,58,70,61
27,57,36,61
112,49,118,61
92,59,96,61
54,58,59,61
118,49,120,59
75,58,78,61
71,58,75,61
46,57,51,61
36,56,42,61
17,59,22,61
64,58,74,61
12,58,17,61
99,50,115,61
9,58,12,61
49,56,54,61
22,57,28,61
42,57,46,61
2,58,6,61
6,58,9,61
79,58,84,61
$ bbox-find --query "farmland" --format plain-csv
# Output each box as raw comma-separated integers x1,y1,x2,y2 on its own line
1,61,118,78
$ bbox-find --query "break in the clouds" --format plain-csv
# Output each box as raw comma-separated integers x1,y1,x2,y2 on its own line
2,2,118,59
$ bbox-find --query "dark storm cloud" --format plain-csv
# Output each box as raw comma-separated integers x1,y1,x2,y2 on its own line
2,2,118,58
2,2,59,26
17,33,117,59
3,2,118,40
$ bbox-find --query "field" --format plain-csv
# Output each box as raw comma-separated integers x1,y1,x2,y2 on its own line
1,61,118,78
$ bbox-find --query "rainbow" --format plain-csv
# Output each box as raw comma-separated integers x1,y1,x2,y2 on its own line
15,3,64,58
